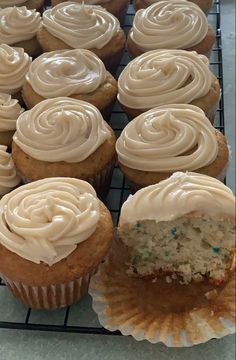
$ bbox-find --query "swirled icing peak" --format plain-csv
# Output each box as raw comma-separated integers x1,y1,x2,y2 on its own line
0,6,41,44
26,49,107,98
0,44,31,94
0,177,100,265
0,145,20,196
0,93,24,131
119,172,236,225
13,97,112,163
130,0,208,50
116,105,218,172
42,2,120,49
118,49,212,109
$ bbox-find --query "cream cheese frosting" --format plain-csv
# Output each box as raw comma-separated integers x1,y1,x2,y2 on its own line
0,145,20,196
130,0,208,51
0,44,32,94
118,50,212,109
0,6,41,45
42,2,120,49
119,172,236,225
13,98,111,163
0,177,100,265
26,49,107,98
56,0,110,3
116,105,218,172
0,93,24,131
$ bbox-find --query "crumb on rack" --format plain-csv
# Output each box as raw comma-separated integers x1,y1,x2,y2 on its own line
205,289,218,301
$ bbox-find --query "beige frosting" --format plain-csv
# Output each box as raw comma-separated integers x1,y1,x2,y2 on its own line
42,2,120,49
0,177,100,265
0,1,27,6
0,6,41,44
26,49,107,98
0,145,20,196
118,50,212,109
119,172,236,225
57,0,110,3
116,105,218,172
130,0,208,51
13,97,111,163
0,93,24,131
0,44,31,94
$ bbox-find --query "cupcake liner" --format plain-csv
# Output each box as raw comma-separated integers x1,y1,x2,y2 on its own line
89,242,236,347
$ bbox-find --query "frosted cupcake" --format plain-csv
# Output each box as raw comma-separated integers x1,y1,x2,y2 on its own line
0,145,20,198
12,98,116,198
22,49,117,120
128,0,215,59
0,7,42,57
118,50,220,122
0,0,44,12
116,105,229,191
134,0,213,15
51,0,129,25
37,2,126,75
0,178,114,309
0,44,32,105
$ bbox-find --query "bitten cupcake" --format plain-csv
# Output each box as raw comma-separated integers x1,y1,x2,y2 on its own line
0,145,20,198
0,44,32,105
116,105,229,191
134,0,213,15
118,50,220,122
37,2,126,75
51,0,129,25
0,7,42,58
12,98,116,198
0,177,114,309
128,0,215,59
22,49,117,120
0,0,44,12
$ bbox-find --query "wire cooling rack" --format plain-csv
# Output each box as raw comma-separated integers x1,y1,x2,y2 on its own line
0,0,226,335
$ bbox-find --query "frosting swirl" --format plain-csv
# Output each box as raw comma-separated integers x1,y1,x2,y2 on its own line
0,44,31,94
0,93,24,131
130,0,208,50
42,2,120,49
0,6,41,44
0,178,100,265
0,1,27,6
118,50,212,109
13,98,111,163
116,105,218,172
26,49,107,98
0,145,20,196
119,172,236,225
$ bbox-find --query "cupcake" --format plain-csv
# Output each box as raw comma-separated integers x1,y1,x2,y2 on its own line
134,0,213,15
116,105,229,192
51,0,129,25
37,2,126,75
0,93,24,147
0,0,44,12
12,98,116,199
0,44,32,105
118,50,220,123
0,177,114,309
22,49,117,120
0,145,20,198
128,0,215,59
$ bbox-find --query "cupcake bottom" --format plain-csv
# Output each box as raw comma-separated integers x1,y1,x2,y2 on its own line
0,130,14,148
14,37,42,59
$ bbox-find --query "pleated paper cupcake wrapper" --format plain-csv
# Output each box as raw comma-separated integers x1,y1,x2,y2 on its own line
89,242,236,347
1,269,96,310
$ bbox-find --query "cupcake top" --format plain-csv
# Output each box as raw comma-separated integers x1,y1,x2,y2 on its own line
119,172,236,225
130,0,208,51
118,50,213,109
0,93,24,132
26,49,107,98
116,105,218,172
0,145,20,196
13,98,112,162
42,2,120,49
0,44,32,94
0,6,41,45
54,0,110,3
0,177,100,265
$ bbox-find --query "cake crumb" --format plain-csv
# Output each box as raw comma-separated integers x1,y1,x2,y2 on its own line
151,277,157,283
165,276,172,284
205,289,218,301
210,310,215,317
